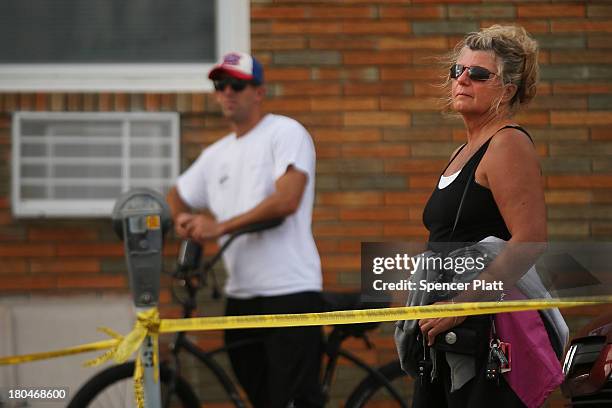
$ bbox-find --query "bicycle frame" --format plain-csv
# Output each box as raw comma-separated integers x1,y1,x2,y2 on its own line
164,320,407,407
161,219,408,407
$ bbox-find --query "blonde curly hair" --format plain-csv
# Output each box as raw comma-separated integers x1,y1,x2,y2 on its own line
442,25,539,115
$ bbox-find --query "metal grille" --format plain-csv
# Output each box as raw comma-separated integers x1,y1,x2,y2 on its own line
12,112,179,217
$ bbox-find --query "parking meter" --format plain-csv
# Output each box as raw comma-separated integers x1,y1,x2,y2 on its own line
112,188,171,307
112,188,171,408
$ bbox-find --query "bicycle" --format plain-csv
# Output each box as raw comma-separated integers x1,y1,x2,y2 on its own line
68,220,411,407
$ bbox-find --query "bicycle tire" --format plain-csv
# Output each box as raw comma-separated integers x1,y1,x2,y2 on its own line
67,361,200,408
345,360,412,408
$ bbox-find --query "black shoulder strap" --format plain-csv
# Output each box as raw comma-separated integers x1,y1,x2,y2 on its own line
448,124,526,242
440,143,467,176
448,161,476,242
500,124,533,144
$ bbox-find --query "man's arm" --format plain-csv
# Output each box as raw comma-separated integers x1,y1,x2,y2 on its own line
166,186,198,239
182,165,307,243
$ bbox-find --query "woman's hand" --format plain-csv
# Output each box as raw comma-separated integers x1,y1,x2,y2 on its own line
418,304,466,346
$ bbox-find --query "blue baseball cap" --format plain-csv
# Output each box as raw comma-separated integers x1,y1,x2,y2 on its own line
208,52,264,84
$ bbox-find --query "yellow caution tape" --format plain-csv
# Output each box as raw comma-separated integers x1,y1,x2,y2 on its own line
159,297,607,332
0,338,118,366
2,296,610,368
1,296,609,408
86,308,161,408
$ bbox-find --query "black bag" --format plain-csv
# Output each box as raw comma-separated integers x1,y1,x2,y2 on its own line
394,161,479,375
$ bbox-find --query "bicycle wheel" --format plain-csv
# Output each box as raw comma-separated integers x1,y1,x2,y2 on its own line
67,361,200,408
345,360,412,408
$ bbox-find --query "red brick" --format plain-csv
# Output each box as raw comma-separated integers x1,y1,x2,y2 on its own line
414,83,446,97
538,50,551,65
321,255,361,270
19,94,35,110
592,128,612,141
265,68,310,81
30,259,100,274
383,224,429,238
317,192,384,207
280,83,342,97
344,111,410,126
378,36,448,50
57,275,127,289
0,211,12,226
409,207,424,221
340,207,411,221
518,4,584,18
553,83,612,95
588,36,612,49
35,93,47,110
341,144,410,158
384,159,446,173
379,6,443,19
271,22,341,34
343,51,412,65
252,6,307,19
338,240,361,253
0,244,55,257
551,50,612,64
310,6,373,19
0,276,57,290
252,37,306,51
551,111,612,126
310,38,378,50
27,228,98,241
341,21,410,35
116,93,129,111
344,82,411,96
0,259,27,274
191,94,206,113
160,93,176,112
381,97,443,111
56,243,124,257
264,98,310,112
313,68,378,81
315,239,339,254
384,192,430,205
315,145,340,158
313,207,338,222
513,111,550,126
408,175,439,189
552,21,612,33
381,67,445,81
311,129,382,142
310,97,378,111
313,224,383,238
547,175,612,189
412,0,479,3
544,191,592,205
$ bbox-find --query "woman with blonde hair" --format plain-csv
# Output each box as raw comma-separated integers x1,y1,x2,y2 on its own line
414,25,563,407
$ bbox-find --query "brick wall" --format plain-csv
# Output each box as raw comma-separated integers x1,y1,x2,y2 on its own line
1,1,611,406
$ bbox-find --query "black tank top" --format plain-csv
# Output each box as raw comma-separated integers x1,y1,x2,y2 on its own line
423,125,532,245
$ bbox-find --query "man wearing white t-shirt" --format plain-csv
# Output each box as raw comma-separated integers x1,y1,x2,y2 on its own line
167,52,323,408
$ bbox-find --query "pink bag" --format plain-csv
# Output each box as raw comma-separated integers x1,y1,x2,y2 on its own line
495,288,564,408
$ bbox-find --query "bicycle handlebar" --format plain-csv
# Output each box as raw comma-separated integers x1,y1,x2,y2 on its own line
174,217,284,278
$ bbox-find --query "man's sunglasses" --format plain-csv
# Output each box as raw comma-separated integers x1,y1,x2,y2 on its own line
213,78,259,92
450,64,497,81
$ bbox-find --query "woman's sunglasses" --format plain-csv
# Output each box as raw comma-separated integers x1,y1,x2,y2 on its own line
450,64,497,81
213,78,259,92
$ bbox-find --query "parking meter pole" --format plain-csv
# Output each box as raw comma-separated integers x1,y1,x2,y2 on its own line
112,189,171,408
137,307,161,408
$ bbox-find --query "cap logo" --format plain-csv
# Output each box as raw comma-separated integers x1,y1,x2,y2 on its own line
223,53,242,66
